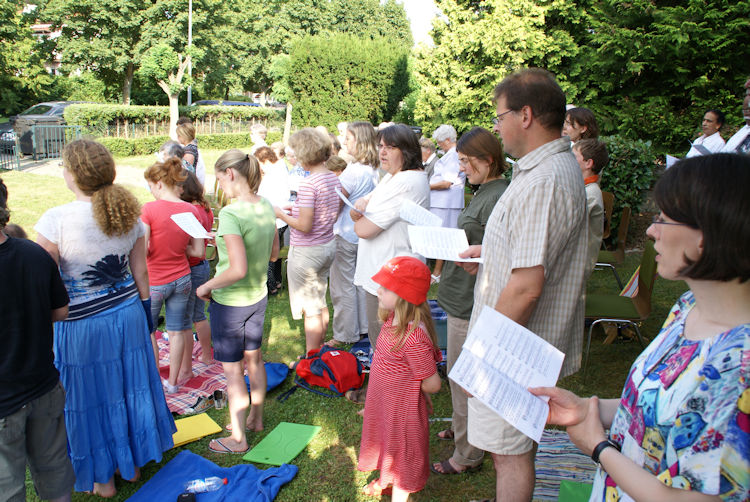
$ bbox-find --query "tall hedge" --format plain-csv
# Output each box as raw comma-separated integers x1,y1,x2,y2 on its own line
284,33,411,128
99,131,282,157
63,104,283,126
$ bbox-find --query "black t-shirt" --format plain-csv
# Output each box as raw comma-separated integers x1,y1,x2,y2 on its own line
0,236,69,417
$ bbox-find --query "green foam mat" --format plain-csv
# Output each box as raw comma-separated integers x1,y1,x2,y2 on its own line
243,422,321,466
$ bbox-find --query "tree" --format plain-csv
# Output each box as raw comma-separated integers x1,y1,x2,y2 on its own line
412,0,583,135
0,1,55,116
139,44,194,137
233,0,412,100
280,33,410,128
44,0,233,105
581,0,750,152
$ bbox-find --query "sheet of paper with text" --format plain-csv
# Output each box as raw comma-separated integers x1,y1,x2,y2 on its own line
170,212,210,239
448,305,564,442
399,199,443,227
407,225,482,263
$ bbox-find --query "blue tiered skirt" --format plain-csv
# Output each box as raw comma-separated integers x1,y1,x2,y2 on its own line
54,296,176,492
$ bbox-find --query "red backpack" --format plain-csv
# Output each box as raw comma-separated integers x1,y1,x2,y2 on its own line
280,346,365,399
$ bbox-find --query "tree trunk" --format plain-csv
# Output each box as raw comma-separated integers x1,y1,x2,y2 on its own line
283,102,293,144
122,63,134,105
169,93,179,140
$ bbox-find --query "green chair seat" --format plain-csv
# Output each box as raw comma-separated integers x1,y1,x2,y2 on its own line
585,294,640,319
597,250,616,264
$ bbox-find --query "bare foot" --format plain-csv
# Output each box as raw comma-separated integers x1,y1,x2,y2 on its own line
199,356,215,365
323,339,344,348
177,372,195,385
356,408,365,417
115,466,140,482
89,479,116,497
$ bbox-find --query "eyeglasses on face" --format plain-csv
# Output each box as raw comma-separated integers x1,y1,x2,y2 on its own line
492,109,514,125
651,215,691,226
377,144,398,152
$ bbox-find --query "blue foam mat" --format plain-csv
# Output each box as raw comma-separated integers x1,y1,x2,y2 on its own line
126,450,297,502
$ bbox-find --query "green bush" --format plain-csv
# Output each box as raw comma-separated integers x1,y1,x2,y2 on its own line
283,33,411,129
599,135,658,231
99,131,283,157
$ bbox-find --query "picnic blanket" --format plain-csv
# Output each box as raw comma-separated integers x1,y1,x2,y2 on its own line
126,450,297,502
158,336,291,415
533,429,597,501
158,336,227,415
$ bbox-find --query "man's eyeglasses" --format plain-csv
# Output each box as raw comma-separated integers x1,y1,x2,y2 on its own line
492,109,514,125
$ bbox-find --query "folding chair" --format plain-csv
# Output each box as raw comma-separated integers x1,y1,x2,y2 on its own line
595,205,631,289
583,239,656,382
601,191,614,240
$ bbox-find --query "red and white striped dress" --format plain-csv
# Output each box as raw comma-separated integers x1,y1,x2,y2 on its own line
358,314,441,493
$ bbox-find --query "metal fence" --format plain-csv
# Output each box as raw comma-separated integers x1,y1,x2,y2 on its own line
0,139,20,171
30,125,83,160
80,117,284,139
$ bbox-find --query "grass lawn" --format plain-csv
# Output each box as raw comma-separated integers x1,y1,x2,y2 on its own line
3,168,688,501
115,148,235,172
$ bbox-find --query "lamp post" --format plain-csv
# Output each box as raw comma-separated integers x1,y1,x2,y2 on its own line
187,0,192,106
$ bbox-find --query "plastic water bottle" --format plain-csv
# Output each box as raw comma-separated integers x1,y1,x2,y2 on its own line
184,476,227,493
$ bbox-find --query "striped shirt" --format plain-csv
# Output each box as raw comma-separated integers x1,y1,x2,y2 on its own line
469,137,588,378
289,171,342,246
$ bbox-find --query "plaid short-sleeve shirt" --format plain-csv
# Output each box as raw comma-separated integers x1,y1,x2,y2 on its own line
469,137,588,377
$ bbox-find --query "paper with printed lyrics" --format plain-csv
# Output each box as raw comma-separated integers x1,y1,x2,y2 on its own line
170,212,210,239
399,199,443,227
441,171,461,185
407,225,483,263
448,306,564,442
335,187,367,216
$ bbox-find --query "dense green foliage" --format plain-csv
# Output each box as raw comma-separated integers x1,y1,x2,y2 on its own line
414,0,749,152
98,131,282,157
413,0,585,135
0,1,56,116
599,135,658,229
580,0,750,153
279,33,411,128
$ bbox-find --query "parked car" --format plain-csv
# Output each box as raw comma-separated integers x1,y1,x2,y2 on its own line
0,122,15,154
192,100,259,107
10,101,86,156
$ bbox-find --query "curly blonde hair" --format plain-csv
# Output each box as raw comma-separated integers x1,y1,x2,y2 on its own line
62,140,140,236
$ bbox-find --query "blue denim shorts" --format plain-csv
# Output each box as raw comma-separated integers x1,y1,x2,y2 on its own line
150,273,192,331
185,260,210,324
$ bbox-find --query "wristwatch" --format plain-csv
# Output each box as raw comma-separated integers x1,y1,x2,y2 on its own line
591,439,621,466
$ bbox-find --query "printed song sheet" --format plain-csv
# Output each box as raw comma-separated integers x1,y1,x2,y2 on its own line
335,187,368,217
407,225,482,263
448,306,564,442
399,199,443,227
170,212,210,239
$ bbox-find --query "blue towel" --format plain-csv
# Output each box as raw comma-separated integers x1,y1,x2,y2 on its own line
126,450,297,502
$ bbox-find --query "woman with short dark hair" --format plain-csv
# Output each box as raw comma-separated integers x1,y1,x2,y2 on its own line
532,153,750,501
351,124,430,346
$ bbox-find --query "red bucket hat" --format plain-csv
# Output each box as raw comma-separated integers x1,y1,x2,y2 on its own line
371,256,431,305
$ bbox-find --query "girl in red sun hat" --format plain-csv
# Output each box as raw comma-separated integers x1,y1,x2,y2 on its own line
358,256,443,500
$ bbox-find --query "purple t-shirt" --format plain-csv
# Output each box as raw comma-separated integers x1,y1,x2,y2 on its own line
290,171,341,246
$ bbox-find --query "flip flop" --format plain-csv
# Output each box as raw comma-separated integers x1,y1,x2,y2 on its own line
361,479,392,497
323,339,345,348
436,428,454,440
208,438,249,454
430,458,482,475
